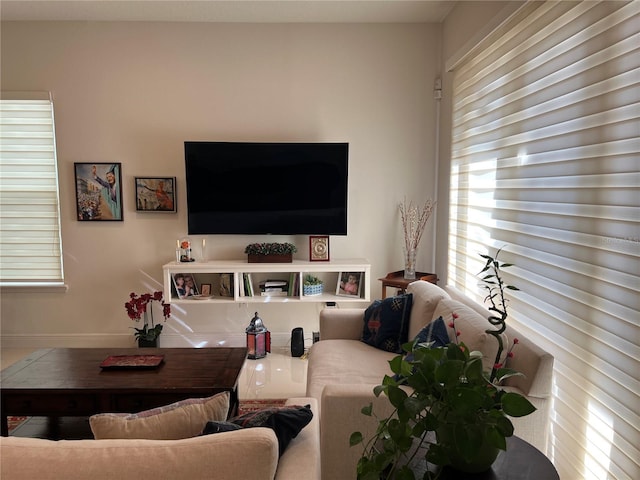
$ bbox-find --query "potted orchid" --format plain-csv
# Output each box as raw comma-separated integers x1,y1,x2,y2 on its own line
125,291,171,347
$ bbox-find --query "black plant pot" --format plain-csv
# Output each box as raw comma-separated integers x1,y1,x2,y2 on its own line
138,337,158,348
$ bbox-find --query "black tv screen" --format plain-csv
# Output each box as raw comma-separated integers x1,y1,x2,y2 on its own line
185,142,348,235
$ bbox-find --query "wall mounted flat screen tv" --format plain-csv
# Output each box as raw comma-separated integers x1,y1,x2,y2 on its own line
185,142,348,235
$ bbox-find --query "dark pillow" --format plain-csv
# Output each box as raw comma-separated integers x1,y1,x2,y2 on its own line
361,293,413,353
405,316,449,361
413,316,449,347
228,404,313,456
201,421,243,435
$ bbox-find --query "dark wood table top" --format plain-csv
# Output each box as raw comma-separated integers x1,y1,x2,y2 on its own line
1,347,248,438
1,347,247,393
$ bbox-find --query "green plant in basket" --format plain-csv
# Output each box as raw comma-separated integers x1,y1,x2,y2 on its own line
350,248,535,479
304,275,323,286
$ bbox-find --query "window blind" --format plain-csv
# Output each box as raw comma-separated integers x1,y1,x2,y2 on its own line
0,92,64,285
447,2,639,479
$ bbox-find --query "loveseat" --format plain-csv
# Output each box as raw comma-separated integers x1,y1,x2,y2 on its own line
306,280,554,480
0,397,320,480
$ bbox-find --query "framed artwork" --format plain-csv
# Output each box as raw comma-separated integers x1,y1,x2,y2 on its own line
337,272,363,297
135,177,176,212
309,235,330,261
172,272,199,299
200,283,212,296
74,163,123,221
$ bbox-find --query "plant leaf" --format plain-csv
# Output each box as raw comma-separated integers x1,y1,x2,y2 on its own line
501,392,536,417
349,431,363,446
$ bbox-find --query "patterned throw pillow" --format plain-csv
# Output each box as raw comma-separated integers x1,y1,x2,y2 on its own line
222,404,313,456
405,316,449,360
361,293,413,353
89,391,229,440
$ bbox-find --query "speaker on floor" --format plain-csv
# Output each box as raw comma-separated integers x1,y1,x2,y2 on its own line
291,327,304,357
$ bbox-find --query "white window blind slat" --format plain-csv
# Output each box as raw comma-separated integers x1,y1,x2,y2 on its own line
447,1,639,479
0,93,64,284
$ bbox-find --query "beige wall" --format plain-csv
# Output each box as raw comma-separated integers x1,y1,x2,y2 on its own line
1,21,440,348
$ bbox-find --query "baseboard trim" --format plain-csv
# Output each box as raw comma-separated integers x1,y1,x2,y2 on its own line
1,332,296,350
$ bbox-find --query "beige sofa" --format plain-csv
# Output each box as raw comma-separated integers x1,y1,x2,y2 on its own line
306,280,554,480
0,397,320,480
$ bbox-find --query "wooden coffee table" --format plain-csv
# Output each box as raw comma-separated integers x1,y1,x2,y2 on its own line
0,347,247,437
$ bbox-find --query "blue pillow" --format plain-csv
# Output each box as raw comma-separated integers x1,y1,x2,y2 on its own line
395,316,449,379
411,316,449,349
361,293,413,353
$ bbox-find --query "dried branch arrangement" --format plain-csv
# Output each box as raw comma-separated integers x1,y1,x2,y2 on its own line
399,198,436,251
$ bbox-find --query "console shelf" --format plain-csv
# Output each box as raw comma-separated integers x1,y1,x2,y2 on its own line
163,259,370,304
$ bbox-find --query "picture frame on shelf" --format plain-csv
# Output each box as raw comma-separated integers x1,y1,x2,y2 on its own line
309,235,330,261
172,272,199,299
337,272,362,297
135,177,176,212
219,273,233,297
74,163,123,221
200,283,211,296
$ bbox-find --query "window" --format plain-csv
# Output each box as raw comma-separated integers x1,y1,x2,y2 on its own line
0,92,64,286
447,2,639,479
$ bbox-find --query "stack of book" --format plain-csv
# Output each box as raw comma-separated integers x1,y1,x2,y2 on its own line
259,280,289,296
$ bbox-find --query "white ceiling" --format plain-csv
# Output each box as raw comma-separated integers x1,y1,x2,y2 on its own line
0,0,457,23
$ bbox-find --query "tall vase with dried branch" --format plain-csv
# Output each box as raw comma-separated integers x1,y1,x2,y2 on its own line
399,198,435,279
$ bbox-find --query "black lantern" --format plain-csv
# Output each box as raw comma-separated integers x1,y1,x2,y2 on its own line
246,311,271,359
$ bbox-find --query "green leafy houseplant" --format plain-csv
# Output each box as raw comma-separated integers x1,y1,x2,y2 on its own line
304,274,323,286
350,248,535,479
125,291,171,344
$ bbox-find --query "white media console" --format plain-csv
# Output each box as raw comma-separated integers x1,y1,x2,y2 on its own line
163,259,371,304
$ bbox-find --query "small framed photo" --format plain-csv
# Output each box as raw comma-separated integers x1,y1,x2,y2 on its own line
172,272,199,299
135,177,176,212
337,272,363,297
309,235,330,261
200,283,212,296
74,163,123,221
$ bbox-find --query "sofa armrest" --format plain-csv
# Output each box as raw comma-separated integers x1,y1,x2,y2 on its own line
503,327,554,399
319,308,365,340
0,428,279,480
319,383,396,480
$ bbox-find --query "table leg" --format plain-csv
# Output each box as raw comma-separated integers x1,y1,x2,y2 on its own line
47,416,61,440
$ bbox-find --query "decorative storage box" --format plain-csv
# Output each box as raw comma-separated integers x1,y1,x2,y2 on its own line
303,284,324,296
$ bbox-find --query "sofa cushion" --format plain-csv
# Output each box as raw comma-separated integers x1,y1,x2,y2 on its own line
306,339,396,400
227,404,313,456
361,293,413,353
432,298,508,372
89,391,229,440
406,281,451,340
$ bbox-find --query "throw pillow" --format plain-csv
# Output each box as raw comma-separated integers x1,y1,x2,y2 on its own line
395,316,450,380
408,316,449,353
202,421,243,434
361,293,413,353
227,404,313,456
90,391,229,440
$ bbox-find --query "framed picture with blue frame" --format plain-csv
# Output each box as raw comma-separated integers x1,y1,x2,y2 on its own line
74,163,123,221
